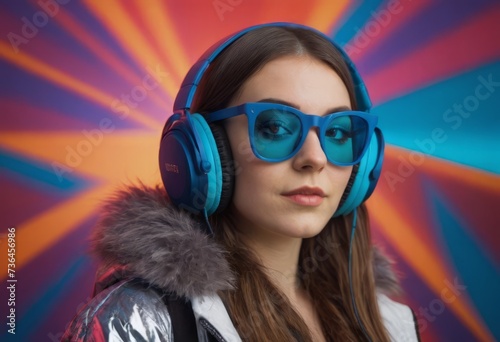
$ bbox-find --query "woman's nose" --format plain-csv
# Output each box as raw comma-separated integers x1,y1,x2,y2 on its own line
292,129,327,172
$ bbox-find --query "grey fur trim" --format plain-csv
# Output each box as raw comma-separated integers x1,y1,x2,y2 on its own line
91,184,235,298
373,245,401,295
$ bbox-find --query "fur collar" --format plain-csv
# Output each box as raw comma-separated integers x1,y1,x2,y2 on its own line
91,184,399,298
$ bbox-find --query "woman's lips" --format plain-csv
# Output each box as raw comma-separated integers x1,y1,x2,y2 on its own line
283,194,324,206
282,186,326,206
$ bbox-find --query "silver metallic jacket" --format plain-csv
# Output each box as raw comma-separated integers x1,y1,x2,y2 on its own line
62,185,420,341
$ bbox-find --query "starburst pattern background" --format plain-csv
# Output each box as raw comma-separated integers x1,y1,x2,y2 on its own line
0,0,499,341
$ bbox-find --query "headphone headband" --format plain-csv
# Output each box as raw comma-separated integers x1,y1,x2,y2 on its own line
173,22,372,113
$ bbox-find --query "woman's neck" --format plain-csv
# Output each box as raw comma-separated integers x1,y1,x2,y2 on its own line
239,229,327,341
238,227,303,300
234,222,327,341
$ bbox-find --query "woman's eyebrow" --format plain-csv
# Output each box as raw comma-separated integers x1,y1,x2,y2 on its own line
257,98,298,108
324,105,351,114
257,98,351,114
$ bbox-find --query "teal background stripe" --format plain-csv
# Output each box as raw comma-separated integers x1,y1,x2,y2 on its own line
0,148,92,192
375,62,500,174
332,0,387,45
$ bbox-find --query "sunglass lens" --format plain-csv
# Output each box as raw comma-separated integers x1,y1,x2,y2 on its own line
324,115,368,164
254,109,301,160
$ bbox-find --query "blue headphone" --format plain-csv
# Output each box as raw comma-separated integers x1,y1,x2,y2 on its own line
159,22,384,217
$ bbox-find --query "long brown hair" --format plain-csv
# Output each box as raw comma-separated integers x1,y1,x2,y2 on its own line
192,26,390,342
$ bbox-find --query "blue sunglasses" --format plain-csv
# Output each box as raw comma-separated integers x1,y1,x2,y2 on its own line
207,102,378,166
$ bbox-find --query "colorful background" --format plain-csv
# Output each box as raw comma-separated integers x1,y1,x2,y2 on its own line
1,0,499,341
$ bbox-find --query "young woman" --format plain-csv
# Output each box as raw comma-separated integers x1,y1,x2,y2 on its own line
63,23,420,341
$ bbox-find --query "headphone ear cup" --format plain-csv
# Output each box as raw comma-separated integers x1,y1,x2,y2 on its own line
159,114,210,214
208,122,235,213
334,128,384,217
189,114,224,215
337,164,359,213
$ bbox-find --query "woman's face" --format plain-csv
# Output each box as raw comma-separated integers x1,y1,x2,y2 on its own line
224,55,353,242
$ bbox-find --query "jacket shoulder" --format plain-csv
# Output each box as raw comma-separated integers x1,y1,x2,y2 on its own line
377,293,421,342
62,279,173,342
